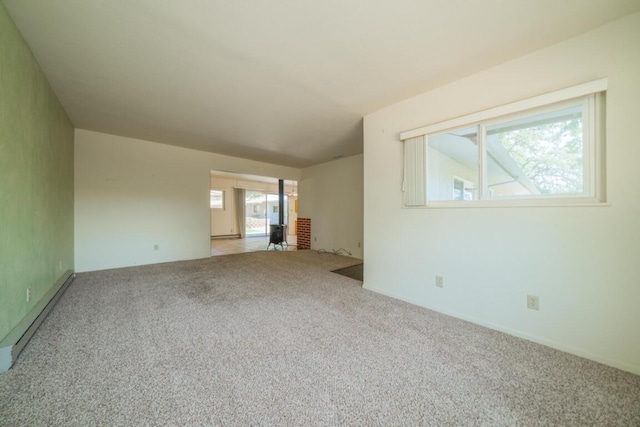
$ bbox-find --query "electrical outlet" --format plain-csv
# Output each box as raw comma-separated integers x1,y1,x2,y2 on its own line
154,244,159,251
314,237,317,242
358,242,361,248
59,261,63,270
527,295,539,311
26,288,32,303
435,275,444,288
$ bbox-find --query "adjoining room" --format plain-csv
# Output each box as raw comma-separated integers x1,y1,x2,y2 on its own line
209,171,298,256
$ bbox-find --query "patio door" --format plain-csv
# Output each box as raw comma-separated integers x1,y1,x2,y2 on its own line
245,191,287,236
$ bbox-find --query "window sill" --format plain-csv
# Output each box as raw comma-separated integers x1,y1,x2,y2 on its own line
404,198,609,209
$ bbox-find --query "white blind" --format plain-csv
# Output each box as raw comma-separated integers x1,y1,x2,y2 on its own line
403,136,426,206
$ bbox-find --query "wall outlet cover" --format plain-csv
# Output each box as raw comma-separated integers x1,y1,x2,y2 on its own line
527,295,540,310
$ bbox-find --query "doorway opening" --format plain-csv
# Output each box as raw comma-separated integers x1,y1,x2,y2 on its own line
210,171,298,256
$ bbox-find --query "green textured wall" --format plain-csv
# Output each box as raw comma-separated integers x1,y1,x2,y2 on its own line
0,4,74,342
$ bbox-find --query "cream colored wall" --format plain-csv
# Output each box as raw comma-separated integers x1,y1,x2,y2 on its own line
363,13,640,374
75,129,299,272
209,175,295,237
299,154,363,258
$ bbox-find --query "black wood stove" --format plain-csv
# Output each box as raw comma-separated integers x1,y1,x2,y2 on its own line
268,224,287,250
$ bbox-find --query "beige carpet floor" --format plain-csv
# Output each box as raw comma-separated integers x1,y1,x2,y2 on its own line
1,251,639,426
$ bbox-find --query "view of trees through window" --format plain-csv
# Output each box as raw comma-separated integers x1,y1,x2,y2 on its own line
492,112,583,195
427,103,588,202
409,84,604,206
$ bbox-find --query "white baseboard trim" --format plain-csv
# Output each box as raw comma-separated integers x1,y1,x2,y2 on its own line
0,270,75,372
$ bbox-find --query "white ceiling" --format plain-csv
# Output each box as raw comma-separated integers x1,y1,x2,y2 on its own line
4,0,640,168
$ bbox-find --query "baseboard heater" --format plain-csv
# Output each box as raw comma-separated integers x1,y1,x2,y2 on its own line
0,270,75,372
211,234,241,240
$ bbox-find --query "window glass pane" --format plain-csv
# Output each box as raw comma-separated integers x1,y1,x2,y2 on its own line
486,104,584,197
210,189,224,209
427,126,478,201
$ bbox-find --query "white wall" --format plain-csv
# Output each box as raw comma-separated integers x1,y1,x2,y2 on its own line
75,129,299,272
363,13,640,374
299,154,364,259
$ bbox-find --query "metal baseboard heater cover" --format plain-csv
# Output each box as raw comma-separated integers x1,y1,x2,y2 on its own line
0,270,75,372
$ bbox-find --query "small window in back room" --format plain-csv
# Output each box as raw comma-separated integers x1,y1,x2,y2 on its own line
210,189,224,209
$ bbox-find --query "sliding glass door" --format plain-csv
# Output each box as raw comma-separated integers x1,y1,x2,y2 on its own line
245,191,288,236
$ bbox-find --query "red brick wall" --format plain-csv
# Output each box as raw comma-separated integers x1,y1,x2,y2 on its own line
297,218,311,250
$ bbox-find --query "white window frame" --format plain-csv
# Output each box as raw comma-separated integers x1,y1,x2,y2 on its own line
400,79,607,208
